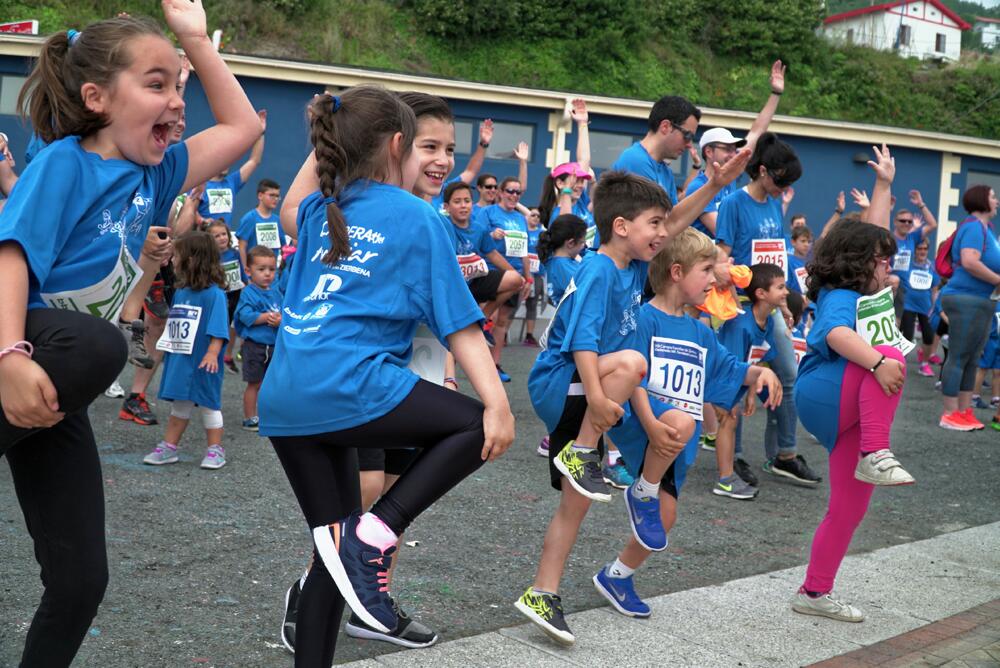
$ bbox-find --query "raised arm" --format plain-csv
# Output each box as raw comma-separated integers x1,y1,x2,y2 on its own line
569,99,592,174
238,110,266,184
909,189,938,238
820,190,846,239
666,148,752,240
515,141,529,191
280,151,319,240
743,60,785,154
165,0,260,193
866,144,895,231
458,119,492,184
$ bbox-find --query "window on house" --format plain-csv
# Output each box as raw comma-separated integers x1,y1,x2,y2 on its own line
0,75,26,115
486,122,533,160
453,120,474,155
966,170,1000,195
846,28,855,44
588,130,638,169
936,33,946,52
899,25,912,46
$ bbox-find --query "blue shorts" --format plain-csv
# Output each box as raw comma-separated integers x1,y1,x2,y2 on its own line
610,401,702,500
979,335,1000,370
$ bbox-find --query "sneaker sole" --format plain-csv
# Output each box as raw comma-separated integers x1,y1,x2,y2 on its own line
766,466,822,486
854,471,915,486
700,445,716,452
201,460,226,470
143,456,178,465
536,447,549,457
711,487,757,500
603,477,630,490
281,585,297,654
104,391,125,399
344,621,439,649
553,455,611,503
938,421,976,432
119,411,158,426
312,525,392,634
624,495,667,552
242,426,260,432
592,574,651,618
514,598,575,646
791,601,865,623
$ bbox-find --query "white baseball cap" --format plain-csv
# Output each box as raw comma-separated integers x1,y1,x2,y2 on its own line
698,127,746,153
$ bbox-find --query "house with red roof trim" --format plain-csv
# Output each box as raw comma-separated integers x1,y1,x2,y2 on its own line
973,16,1000,49
822,0,970,61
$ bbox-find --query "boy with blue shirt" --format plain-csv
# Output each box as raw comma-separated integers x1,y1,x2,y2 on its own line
198,110,266,226
236,178,282,266
898,238,940,378
234,246,282,432
594,229,781,618
788,226,813,296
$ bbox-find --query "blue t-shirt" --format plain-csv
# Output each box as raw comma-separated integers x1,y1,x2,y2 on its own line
549,190,597,250
891,228,924,275
483,204,529,272
611,142,679,206
158,286,229,410
929,294,944,333
277,249,295,294
430,176,463,215
198,171,244,225
794,287,861,451
717,308,776,365
609,307,749,486
544,256,580,306
715,188,786,268
901,260,939,314
259,182,483,436
942,218,1000,299
451,216,494,258
234,282,282,345
219,247,246,293
236,208,282,259
684,171,736,238
528,253,646,432
527,226,543,276
0,137,188,319
787,253,807,295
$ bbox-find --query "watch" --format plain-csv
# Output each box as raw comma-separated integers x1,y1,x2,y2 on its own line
479,140,490,149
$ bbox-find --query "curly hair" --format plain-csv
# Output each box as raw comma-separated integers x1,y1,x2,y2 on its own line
806,219,897,302
173,231,227,292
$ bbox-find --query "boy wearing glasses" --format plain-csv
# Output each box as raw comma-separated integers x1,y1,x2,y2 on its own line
237,178,283,267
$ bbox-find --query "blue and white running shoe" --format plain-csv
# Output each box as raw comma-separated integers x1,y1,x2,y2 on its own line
624,481,667,551
593,565,651,618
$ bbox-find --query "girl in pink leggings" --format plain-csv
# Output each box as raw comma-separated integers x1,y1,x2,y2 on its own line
793,145,915,623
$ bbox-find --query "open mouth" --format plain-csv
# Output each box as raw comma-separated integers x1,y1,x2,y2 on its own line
425,170,446,185
152,120,177,150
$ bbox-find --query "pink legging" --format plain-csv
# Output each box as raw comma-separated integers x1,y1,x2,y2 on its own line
803,345,905,594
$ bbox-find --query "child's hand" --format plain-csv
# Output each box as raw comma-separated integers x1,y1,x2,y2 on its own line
560,174,578,193
514,141,530,162
755,368,783,410
479,119,493,147
481,405,515,462
590,396,624,432
867,144,895,184
850,187,870,209
742,392,756,417
267,312,282,327
646,419,686,459
874,357,905,396
198,353,218,373
710,147,752,187
769,59,786,95
570,98,589,124
162,0,207,40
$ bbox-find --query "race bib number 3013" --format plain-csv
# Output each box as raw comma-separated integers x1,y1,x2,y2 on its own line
855,286,914,356
647,337,706,420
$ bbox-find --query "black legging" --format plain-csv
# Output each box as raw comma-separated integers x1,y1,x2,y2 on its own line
2,308,128,668
900,310,934,346
270,380,487,667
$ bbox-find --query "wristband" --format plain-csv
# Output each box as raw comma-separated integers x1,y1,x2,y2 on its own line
771,90,783,96
479,140,490,148
0,340,33,364
443,377,458,387
869,354,886,374
526,277,534,284
835,208,844,214
560,187,574,196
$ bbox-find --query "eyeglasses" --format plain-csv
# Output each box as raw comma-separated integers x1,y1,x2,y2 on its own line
896,218,914,225
672,124,695,143
503,188,523,196
481,184,498,190
766,168,794,188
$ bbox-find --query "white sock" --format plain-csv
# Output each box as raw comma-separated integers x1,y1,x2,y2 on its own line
356,512,398,552
607,450,622,466
299,569,309,589
607,558,635,578
632,475,660,499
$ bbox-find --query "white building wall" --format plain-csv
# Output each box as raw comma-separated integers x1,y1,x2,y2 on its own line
975,22,1000,48
823,1,963,61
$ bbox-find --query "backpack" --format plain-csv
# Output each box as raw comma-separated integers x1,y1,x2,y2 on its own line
935,217,983,279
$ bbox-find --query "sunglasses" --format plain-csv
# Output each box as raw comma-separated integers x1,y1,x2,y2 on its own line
672,124,695,143
481,184,498,190
766,168,794,188
896,218,914,225
503,188,523,196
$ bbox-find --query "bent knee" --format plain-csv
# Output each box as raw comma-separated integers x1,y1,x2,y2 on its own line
663,410,696,442
616,350,647,380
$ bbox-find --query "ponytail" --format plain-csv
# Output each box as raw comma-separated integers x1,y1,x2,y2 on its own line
537,174,559,227
537,214,586,264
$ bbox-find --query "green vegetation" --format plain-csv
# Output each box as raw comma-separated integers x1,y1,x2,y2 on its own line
1,0,998,139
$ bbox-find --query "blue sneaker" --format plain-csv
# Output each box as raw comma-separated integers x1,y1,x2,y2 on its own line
496,365,511,383
312,513,397,634
973,396,991,410
593,566,651,618
602,459,634,489
242,416,259,431
624,482,667,551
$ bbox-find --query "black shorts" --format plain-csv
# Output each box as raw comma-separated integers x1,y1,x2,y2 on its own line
468,269,505,303
357,447,421,475
241,339,274,384
505,290,522,310
634,446,684,499
547,370,604,492
226,289,241,326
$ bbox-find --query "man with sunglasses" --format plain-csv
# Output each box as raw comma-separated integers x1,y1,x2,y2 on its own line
686,61,786,238
890,190,938,320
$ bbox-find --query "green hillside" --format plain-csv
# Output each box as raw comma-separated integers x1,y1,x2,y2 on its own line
2,0,998,139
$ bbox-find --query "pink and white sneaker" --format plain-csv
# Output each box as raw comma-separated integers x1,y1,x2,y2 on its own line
918,363,934,377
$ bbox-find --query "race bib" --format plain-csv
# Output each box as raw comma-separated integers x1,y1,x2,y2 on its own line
751,238,787,272
795,266,809,293
156,304,203,355
457,253,489,281
855,286,914,356
540,277,577,350
222,259,245,292
504,230,528,258
647,337,706,420
256,222,281,250
893,249,911,273
792,336,808,366
748,341,771,365
407,324,447,386
528,253,540,275
41,242,142,323
585,225,598,249
206,188,233,215
909,269,933,291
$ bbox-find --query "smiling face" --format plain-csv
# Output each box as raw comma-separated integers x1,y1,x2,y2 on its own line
83,34,185,164
478,177,498,205
677,258,716,306
555,175,587,199
757,275,789,308
499,180,522,211
620,206,669,262
444,187,473,225
410,117,455,198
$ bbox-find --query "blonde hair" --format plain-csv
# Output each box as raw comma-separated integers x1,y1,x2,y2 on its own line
648,228,716,295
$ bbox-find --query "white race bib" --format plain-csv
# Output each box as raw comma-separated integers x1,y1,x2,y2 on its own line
457,253,489,281
647,337,706,420
41,242,142,323
528,253,540,274
206,188,233,215
222,259,245,292
908,269,933,291
751,238,787,272
156,304,203,355
855,286,914,356
504,230,528,258
792,336,808,366
256,221,281,250
407,324,447,385
748,341,771,365
585,225,598,249
795,266,809,294
893,249,911,273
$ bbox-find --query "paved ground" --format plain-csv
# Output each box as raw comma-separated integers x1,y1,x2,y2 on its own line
1,339,999,667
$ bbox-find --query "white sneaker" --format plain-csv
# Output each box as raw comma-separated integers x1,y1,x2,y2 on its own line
104,380,125,399
791,591,865,622
854,449,915,486
200,445,226,470
143,442,178,466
